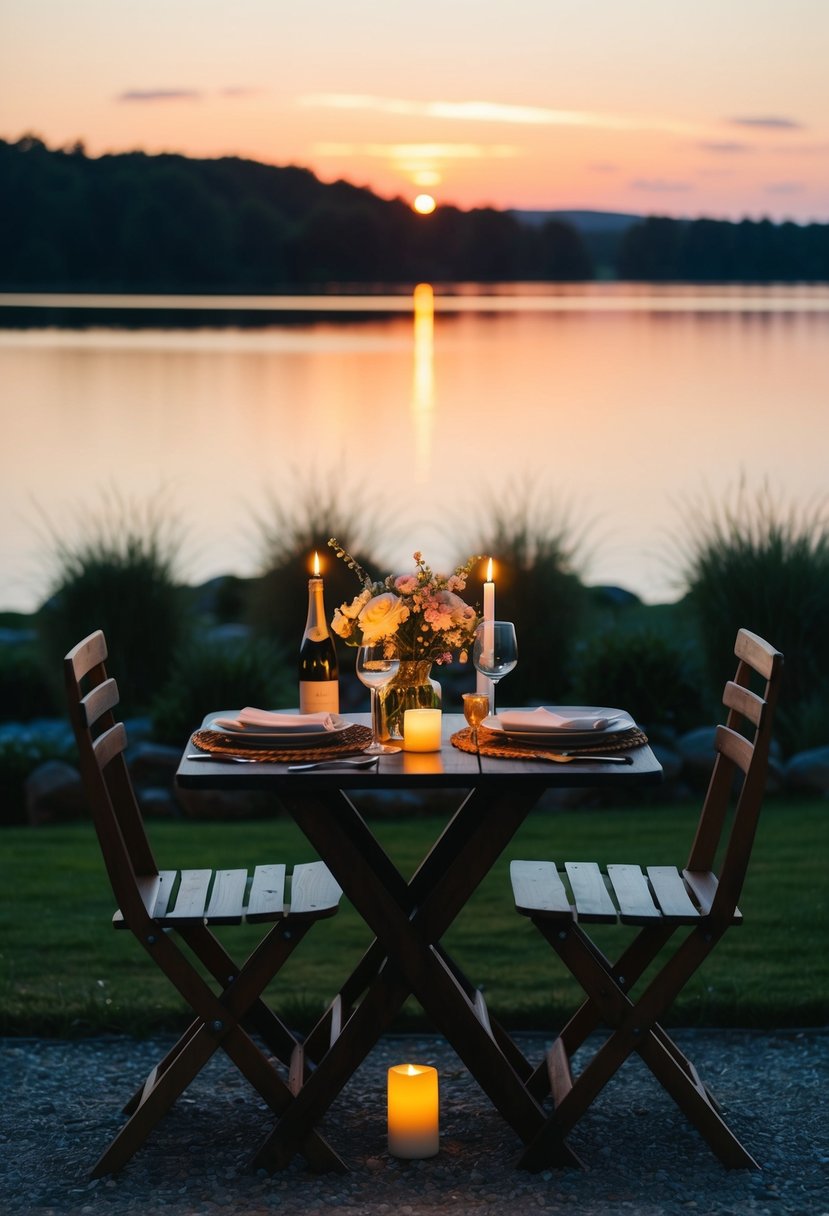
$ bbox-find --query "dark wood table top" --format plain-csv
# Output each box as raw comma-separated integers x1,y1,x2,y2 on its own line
176,712,663,792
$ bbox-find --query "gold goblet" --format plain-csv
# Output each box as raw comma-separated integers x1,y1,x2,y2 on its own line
462,692,490,751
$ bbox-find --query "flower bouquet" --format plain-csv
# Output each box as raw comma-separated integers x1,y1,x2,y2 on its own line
328,538,481,737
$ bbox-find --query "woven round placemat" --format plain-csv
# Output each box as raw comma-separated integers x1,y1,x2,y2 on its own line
450,724,648,758
190,723,374,763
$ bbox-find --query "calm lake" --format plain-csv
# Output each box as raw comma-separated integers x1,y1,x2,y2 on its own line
2,283,828,614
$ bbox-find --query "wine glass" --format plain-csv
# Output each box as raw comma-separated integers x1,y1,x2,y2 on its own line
462,692,490,751
356,644,402,755
472,620,517,716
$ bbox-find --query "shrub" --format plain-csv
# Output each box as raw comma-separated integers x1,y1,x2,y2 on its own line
34,493,189,714
679,482,829,754
0,644,59,720
150,635,293,747
569,628,707,741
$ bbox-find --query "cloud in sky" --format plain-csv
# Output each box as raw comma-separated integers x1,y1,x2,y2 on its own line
313,142,520,161
117,89,202,103
298,93,703,136
698,141,752,154
766,181,804,194
729,116,804,130
117,87,259,103
631,178,694,193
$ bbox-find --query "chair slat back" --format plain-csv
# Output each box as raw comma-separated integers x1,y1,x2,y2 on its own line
686,628,783,923
64,631,159,921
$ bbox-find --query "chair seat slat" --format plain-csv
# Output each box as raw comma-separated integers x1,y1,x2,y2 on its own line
166,869,212,922
289,862,342,919
607,864,661,923
647,866,700,922
246,864,287,923
205,869,248,924
510,860,571,919
566,861,617,923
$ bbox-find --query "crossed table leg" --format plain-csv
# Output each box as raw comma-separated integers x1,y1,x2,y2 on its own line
252,781,579,1173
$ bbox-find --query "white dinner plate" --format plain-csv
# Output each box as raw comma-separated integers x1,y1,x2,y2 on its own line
487,706,635,748
205,712,355,747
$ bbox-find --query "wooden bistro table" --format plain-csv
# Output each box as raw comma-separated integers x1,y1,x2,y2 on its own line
176,711,662,1172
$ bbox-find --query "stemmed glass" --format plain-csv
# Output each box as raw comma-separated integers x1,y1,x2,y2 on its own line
472,620,518,717
356,643,402,755
462,693,490,752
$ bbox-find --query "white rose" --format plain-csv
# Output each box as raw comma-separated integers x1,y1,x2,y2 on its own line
358,592,409,643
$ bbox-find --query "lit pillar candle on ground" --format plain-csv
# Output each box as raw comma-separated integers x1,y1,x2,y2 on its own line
477,558,495,698
387,1064,439,1158
402,708,442,751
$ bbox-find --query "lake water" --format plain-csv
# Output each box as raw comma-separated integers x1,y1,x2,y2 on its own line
2,283,828,614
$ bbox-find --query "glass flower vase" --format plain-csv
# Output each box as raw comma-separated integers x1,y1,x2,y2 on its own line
376,660,442,740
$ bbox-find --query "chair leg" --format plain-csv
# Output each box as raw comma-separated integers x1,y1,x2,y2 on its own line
518,918,758,1171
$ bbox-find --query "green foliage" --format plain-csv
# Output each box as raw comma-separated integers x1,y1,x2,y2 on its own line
467,488,590,704
35,493,189,714
679,483,829,754
569,628,707,740
150,636,293,747
0,645,58,721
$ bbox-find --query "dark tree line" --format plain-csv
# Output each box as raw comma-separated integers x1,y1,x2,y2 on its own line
618,215,829,281
2,136,827,289
0,136,592,289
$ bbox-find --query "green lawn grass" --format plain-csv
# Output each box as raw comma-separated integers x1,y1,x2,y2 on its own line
2,797,827,1037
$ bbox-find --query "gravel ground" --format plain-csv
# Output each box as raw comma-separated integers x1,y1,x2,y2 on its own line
3,1030,828,1216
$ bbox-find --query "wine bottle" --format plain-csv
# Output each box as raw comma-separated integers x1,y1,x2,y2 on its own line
298,573,339,713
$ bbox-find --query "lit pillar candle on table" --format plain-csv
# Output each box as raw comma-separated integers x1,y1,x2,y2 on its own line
402,708,442,752
477,558,495,698
387,1064,439,1158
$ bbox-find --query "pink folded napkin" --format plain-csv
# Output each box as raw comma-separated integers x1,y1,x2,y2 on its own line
498,707,617,733
212,708,337,733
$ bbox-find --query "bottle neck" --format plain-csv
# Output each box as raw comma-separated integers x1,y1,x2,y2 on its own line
303,578,330,643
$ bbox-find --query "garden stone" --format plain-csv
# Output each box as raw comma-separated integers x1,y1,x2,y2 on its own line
137,785,180,819
25,759,86,826
783,746,829,795
127,740,183,782
677,726,717,776
174,785,275,820
651,741,683,783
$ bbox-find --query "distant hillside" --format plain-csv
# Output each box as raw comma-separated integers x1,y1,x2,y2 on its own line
512,210,641,278
2,136,827,289
0,136,593,291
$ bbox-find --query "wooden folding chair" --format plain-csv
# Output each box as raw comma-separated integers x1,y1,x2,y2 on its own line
64,630,346,1176
510,628,783,1171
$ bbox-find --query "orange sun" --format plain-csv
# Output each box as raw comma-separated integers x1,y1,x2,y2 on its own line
412,193,436,215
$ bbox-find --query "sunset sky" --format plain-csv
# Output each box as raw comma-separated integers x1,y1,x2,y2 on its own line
1,0,827,221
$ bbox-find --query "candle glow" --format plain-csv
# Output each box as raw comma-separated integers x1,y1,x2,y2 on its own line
387,1063,439,1159
312,550,321,577
402,708,442,752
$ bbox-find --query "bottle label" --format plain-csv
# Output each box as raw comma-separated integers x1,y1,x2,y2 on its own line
299,680,340,714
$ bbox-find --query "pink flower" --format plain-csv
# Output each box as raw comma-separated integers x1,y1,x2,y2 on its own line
394,574,419,595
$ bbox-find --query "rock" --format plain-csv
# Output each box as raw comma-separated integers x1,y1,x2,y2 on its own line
174,785,275,820
677,726,717,777
127,740,183,783
137,786,180,819
25,760,87,826
651,742,683,783
783,746,829,795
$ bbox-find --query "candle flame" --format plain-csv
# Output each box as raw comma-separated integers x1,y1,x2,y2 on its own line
312,551,321,576
486,557,494,582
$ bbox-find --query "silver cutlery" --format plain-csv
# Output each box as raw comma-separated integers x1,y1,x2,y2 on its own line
186,753,262,763
288,757,380,772
527,751,633,765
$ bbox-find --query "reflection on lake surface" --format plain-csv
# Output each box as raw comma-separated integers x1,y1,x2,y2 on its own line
1,284,827,613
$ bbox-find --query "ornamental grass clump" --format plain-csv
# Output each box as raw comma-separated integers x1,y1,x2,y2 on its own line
679,481,829,754
465,488,590,705
35,493,187,715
